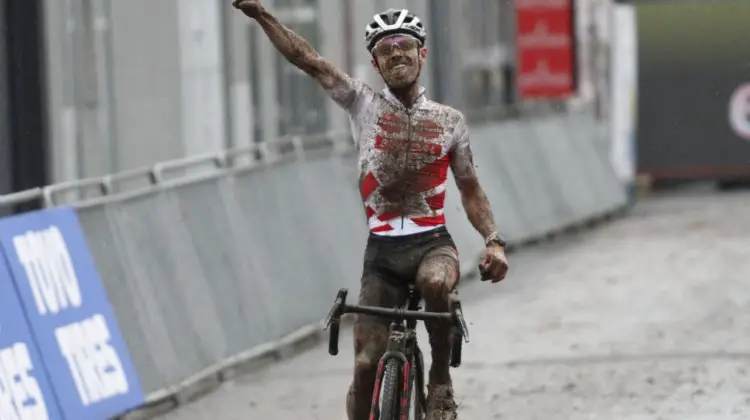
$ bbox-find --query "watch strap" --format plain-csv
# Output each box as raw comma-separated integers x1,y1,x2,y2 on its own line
485,231,506,248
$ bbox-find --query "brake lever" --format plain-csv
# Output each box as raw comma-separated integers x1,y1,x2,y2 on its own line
453,300,470,343
324,288,349,329
323,299,342,330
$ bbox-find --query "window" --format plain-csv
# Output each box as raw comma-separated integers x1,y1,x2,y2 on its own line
274,0,328,137
461,0,509,121
248,25,263,143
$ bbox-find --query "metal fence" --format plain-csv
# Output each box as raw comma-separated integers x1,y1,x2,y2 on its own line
0,111,627,411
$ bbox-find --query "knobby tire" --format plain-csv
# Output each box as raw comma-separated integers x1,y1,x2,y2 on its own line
379,359,401,420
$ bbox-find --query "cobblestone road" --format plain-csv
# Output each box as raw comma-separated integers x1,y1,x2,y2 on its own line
158,186,750,420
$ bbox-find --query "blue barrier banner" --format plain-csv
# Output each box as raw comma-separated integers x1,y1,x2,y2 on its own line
0,207,144,420
0,254,63,420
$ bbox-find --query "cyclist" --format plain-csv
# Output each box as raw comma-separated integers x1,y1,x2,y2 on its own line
233,2,510,419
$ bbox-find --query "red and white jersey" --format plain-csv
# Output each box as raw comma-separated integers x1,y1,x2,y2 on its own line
329,79,470,236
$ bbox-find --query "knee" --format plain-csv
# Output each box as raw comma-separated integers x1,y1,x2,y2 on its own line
417,266,454,304
422,280,451,304
352,323,387,379
353,351,379,380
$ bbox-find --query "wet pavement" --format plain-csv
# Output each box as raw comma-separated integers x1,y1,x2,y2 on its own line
157,186,750,420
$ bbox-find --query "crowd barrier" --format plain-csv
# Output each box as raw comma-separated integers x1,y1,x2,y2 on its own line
0,111,627,419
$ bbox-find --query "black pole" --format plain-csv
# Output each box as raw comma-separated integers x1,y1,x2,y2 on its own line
0,0,11,216
4,0,48,213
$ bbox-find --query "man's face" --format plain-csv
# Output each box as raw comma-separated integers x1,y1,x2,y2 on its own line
371,34,427,89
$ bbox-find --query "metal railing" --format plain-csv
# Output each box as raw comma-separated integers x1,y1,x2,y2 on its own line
0,130,357,211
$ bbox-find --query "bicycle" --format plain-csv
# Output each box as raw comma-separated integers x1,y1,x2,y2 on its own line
324,285,470,420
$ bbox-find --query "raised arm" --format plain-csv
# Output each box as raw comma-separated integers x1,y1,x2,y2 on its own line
233,0,361,109
449,115,509,283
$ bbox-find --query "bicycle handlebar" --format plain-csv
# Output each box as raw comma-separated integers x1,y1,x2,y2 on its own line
323,288,470,357
339,304,454,322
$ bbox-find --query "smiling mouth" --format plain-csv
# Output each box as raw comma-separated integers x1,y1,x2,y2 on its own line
391,64,408,71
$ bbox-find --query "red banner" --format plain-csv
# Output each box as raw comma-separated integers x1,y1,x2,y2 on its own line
515,0,577,99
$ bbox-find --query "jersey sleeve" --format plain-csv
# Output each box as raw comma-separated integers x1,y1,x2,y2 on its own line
448,112,476,178
323,73,375,116
450,113,471,154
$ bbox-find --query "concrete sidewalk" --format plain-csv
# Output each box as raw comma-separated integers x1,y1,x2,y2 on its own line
157,187,750,419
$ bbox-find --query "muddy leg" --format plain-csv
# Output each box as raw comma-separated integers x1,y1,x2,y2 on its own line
416,253,458,385
346,274,404,420
416,250,459,419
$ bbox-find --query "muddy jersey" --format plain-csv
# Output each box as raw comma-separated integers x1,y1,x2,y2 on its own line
327,77,470,237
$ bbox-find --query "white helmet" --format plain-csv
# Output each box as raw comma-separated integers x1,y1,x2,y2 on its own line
364,9,427,53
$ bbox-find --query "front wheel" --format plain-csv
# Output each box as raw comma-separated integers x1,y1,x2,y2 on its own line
377,359,401,420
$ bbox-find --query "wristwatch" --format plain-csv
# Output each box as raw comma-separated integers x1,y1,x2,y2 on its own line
485,231,507,248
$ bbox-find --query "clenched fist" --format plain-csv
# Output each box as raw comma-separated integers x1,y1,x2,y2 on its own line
232,0,263,19
479,243,509,283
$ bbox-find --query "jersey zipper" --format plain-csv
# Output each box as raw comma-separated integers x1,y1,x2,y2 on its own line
400,110,413,229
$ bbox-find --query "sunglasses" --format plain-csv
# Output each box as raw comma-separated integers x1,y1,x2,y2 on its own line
372,35,421,56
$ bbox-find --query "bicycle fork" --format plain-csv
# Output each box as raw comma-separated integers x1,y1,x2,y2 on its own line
400,360,411,420
369,323,411,420
369,352,408,420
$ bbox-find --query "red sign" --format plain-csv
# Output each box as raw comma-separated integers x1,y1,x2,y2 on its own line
515,0,577,99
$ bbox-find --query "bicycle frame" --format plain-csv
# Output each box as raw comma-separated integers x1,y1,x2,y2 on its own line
324,288,470,420
373,287,425,418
